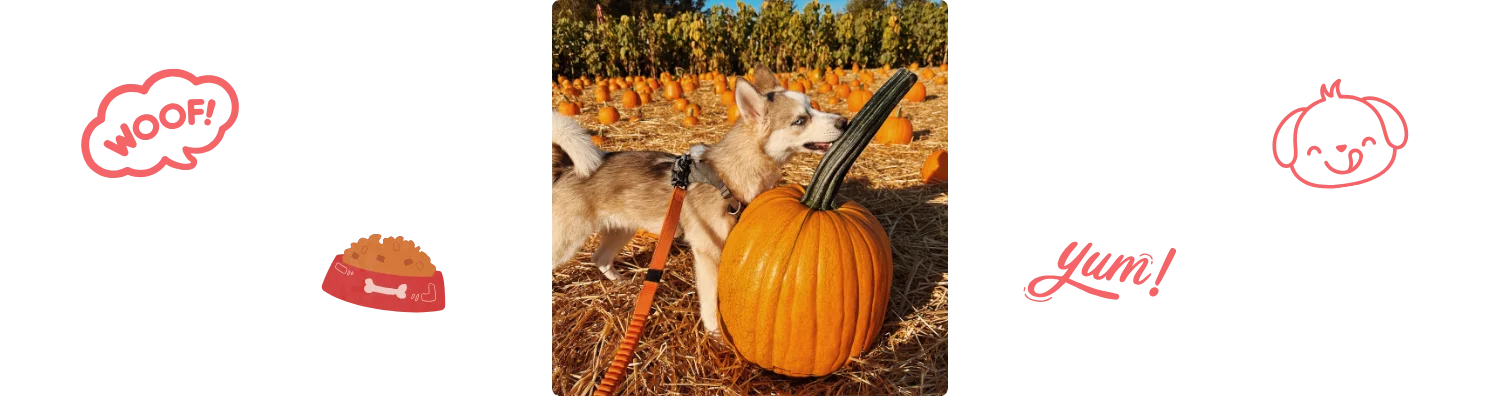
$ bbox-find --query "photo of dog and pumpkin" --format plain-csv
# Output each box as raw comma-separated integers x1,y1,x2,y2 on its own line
552,1,947,394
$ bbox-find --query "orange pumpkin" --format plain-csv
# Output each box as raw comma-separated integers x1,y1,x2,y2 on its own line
588,85,606,102
636,87,654,104
873,108,913,145
940,63,948,72
787,80,805,93
934,76,947,85
726,103,739,124
810,100,822,111
921,149,947,184
848,89,874,113
598,106,619,125
591,134,606,147
664,80,683,100
672,98,688,112
718,70,915,378
720,91,735,106
621,91,641,109
903,82,927,103
713,80,728,94
685,103,702,117
835,83,852,99
682,107,700,126
557,99,580,116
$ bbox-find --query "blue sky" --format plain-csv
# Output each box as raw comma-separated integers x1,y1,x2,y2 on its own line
703,0,850,11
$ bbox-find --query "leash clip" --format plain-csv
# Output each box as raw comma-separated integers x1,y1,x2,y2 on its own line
670,152,693,190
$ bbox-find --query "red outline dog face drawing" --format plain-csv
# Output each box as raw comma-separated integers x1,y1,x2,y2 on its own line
1273,80,1407,188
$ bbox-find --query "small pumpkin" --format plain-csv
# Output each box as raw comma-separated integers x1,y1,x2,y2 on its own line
873,108,913,145
682,107,700,126
787,79,805,93
919,68,936,80
636,86,654,104
904,81,927,102
621,91,641,109
598,106,620,125
685,103,702,117
591,133,606,147
557,99,581,116
714,80,728,94
921,149,947,184
726,103,739,124
673,98,688,112
848,89,874,114
835,83,852,99
810,100,823,112
718,69,915,378
720,91,735,106
934,76,947,85
588,85,606,102
664,80,683,100
940,63,948,72
817,82,833,94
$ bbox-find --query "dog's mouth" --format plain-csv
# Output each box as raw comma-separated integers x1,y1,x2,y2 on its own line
803,142,832,153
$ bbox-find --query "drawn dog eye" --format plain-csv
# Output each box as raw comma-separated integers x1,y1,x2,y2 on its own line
1306,146,1321,156
792,116,807,126
1361,137,1377,147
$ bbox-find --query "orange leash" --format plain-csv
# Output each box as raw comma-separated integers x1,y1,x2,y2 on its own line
594,159,692,396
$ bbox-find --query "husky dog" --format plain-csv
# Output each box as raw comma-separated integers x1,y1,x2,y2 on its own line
552,64,848,335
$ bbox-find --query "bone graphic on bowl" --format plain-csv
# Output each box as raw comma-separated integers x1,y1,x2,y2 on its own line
364,278,408,299
334,262,354,276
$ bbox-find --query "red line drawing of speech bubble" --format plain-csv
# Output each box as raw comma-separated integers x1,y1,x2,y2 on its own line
81,69,239,178
1272,76,1410,190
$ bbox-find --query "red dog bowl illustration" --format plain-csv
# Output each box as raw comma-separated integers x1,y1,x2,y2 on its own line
323,234,445,312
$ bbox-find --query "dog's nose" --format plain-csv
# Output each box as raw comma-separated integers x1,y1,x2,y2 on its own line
1336,144,1347,152
835,117,849,131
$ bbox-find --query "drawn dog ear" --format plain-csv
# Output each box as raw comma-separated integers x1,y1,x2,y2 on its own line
1364,96,1407,149
1273,107,1307,168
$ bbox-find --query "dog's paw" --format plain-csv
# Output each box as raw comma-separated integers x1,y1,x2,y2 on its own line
600,268,622,282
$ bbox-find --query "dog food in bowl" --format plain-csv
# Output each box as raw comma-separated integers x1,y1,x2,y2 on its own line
322,234,445,312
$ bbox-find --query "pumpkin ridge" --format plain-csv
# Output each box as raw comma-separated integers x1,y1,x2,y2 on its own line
759,206,815,368
830,208,865,372
772,208,820,372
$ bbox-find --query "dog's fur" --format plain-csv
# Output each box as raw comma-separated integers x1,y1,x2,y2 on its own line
552,64,848,335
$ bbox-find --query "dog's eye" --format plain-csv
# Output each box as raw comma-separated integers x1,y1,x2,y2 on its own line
1361,137,1377,147
1306,146,1321,156
792,116,807,126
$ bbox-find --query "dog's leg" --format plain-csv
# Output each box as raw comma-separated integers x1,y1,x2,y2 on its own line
552,220,591,271
689,244,723,336
592,228,634,281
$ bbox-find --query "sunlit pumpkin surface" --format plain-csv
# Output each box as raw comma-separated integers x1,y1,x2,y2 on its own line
718,185,893,377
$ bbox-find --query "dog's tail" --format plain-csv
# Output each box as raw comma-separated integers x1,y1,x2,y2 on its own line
553,111,604,180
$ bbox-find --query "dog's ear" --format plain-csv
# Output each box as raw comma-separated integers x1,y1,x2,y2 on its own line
750,63,781,93
735,77,769,125
1273,107,1306,168
1364,96,1407,149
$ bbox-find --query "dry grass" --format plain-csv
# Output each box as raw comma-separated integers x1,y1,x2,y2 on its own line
553,68,948,396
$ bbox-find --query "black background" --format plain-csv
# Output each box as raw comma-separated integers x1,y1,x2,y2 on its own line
8,1,1488,390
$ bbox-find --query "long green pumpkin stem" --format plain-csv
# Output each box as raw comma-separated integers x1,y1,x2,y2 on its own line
802,69,917,210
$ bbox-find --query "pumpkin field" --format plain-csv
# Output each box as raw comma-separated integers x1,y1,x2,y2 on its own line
552,2,947,395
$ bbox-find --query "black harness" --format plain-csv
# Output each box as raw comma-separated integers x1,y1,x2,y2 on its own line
671,144,745,217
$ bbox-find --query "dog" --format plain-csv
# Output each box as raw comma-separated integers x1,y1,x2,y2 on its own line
552,64,848,335
1273,79,1408,188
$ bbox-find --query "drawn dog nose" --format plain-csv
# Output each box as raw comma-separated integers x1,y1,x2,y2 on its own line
1336,144,1347,152
834,117,849,131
